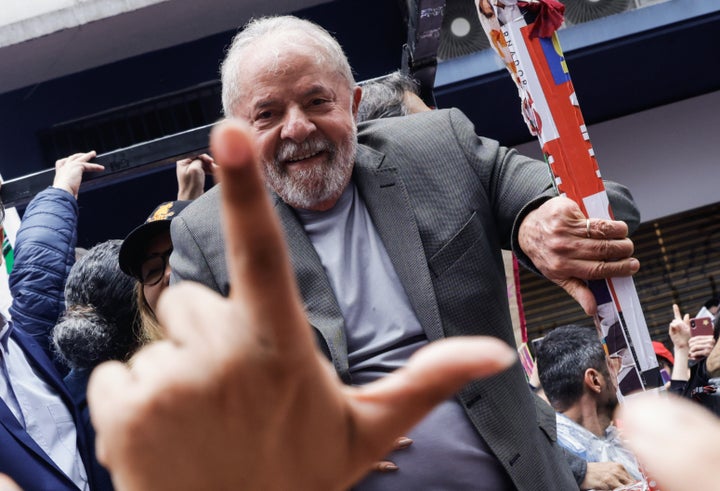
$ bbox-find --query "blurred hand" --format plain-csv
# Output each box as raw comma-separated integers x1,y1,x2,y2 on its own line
620,393,720,491
518,196,639,315
580,461,636,490
53,151,105,198
668,304,690,350
688,335,715,360
0,474,22,491
478,0,495,17
176,153,217,200
88,120,516,491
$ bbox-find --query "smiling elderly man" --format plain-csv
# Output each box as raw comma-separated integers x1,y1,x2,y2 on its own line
170,15,641,490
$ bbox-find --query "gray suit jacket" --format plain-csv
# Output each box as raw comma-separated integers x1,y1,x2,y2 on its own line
170,108,639,490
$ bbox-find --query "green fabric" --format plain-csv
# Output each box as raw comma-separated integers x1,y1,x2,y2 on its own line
2,230,13,274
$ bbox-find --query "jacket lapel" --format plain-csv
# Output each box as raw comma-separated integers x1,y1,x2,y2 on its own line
0,397,61,468
352,145,444,342
274,201,351,383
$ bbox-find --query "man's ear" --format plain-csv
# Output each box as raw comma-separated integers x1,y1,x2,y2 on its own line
583,368,603,394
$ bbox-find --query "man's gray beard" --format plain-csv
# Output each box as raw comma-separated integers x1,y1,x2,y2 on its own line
263,126,357,210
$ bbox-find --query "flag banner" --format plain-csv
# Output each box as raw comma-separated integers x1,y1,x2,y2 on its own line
0,173,20,319
477,0,661,395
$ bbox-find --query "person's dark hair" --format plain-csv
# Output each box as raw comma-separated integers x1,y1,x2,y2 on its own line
53,240,142,370
704,297,720,310
536,324,607,412
357,71,421,122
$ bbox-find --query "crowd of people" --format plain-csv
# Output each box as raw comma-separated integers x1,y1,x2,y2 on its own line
0,13,716,491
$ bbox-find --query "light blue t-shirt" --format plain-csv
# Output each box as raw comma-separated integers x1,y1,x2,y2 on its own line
556,412,643,483
298,183,513,490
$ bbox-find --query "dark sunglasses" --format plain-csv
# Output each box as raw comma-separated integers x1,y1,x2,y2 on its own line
138,248,173,286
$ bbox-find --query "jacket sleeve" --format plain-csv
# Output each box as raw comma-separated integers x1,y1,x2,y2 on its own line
8,187,78,359
440,108,640,272
169,186,228,295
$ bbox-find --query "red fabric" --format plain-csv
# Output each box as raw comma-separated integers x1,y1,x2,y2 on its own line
652,341,675,366
518,0,565,38
512,253,528,343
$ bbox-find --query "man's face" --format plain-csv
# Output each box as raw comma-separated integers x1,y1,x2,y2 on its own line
601,359,620,413
232,36,361,211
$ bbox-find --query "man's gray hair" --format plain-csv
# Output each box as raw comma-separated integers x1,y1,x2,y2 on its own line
357,70,421,123
220,15,355,117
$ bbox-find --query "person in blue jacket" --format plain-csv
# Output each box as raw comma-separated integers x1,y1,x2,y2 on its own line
0,151,110,490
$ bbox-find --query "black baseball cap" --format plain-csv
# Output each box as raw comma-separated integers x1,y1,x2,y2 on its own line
119,200,191,279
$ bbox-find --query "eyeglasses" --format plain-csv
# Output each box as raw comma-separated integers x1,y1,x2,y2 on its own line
138,248,173,286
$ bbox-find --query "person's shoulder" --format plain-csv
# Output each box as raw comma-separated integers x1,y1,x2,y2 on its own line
24,186,78,215
357,108,473,150
358,107,462,131
177,185,221,220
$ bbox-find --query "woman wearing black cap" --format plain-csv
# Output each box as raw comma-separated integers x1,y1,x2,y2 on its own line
118,199,192,341
118,153,216,340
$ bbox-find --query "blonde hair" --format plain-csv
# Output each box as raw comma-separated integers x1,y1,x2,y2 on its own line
136,282,164,343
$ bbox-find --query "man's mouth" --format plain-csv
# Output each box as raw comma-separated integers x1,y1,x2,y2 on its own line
285,150,323,163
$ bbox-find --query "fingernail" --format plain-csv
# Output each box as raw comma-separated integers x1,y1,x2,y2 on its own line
395,437,413,448
210,121,254,169
499,343,518,367
382,463,398,471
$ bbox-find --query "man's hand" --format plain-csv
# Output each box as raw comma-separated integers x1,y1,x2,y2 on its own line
176,153,216,200
87,120,516,491
518,196,639,315
52,151,105,199
580,461,636,490
620,393,720,491
688,335,715,360
669,304,691,350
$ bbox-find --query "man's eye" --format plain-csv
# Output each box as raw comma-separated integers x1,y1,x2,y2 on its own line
257,110,272,120
311,98,328,106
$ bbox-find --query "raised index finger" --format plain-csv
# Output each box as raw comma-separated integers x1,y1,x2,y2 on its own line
209,120,311,348
672,303,682,321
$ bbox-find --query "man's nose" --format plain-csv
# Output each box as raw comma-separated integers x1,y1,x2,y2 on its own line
280,107,316,142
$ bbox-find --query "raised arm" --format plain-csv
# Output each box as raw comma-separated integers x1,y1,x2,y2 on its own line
8,151,103,358
668,304,691,383
176,153,216,200
704,318,720,377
